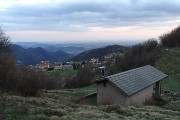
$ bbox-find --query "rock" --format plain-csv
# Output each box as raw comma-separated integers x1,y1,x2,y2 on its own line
172,92,177,96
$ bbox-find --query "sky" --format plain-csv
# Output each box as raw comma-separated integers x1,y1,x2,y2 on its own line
0,0,180,43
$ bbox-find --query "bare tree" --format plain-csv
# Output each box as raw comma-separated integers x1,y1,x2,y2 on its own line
0,26,10,54
160,26,180,48
143,38,158,52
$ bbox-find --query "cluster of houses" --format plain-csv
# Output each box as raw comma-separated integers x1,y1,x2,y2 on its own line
35,57,107,72
86,58,106,72
36,61,73,71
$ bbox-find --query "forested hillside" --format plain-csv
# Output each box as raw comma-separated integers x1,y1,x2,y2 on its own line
70,45,126,61
11,44,71,65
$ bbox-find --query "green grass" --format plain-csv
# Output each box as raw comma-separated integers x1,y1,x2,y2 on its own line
154,47,180,112
60,84,96,99
49,70,77,78
79,84,96,91
155,47,180,92
1,82,180,119
1,92,180,120
83,95,97,105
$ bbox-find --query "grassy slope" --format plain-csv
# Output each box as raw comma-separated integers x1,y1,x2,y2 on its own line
49,70,77,78
1,84,180,120
155,47,180,112
155,47,180,92
1,92,180,120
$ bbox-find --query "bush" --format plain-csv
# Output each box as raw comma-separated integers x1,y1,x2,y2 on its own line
0,55,49,96
65,65,95,88
0,27,54,96
0,56,16,90
143,39,158,52
14,67,48,96
160,26,180,48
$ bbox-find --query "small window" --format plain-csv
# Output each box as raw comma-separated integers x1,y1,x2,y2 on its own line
103,82,106,87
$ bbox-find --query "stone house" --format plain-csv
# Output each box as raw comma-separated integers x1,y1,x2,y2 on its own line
96,65,167,107
91,64,99,71
38,61,50,71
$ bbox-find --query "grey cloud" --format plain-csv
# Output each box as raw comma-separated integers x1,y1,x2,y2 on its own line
135,0,180,14
1,0,180,31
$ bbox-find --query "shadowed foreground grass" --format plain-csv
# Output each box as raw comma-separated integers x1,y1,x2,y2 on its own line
0,86,180,120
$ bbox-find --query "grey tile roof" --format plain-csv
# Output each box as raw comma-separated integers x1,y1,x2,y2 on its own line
106,65,167,96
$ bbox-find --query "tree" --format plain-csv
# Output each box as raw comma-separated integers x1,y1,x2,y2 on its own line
73,63,76,70
108,39,160,75
65,65,95,88
0,27,13,90
143,39,158,52
0,27,49,96
160,26,180,48
0,26,10,54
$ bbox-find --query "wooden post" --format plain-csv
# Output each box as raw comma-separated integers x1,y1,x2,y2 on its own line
155,81,161,100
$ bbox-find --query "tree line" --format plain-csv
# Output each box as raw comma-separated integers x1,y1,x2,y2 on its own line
107,26,180,75
160,26,180,48
0,27,59,96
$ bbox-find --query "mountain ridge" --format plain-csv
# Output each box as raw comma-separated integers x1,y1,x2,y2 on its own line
69,45,127,61
11,44,72,65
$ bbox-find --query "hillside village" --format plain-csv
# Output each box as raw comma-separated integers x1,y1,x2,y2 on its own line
31,57,110,72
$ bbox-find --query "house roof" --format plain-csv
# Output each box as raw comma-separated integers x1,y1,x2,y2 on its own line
105,65,168,96
91,64,99,68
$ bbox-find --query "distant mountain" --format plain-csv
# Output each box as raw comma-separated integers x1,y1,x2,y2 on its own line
69,45,127,61
44,45,87,55
13,42,50,48
14,42,87,55
11,44,71,65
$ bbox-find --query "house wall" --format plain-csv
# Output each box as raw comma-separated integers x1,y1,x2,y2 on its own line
97,82,153,107
97,82,127,106
126,85,153,107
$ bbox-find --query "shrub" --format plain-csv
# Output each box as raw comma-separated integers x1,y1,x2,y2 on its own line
160,26,180,48
0,27,54,96
143,39,158,52
65,65,95,88
0,56,50,96
0,55,16,90
14,67,48,96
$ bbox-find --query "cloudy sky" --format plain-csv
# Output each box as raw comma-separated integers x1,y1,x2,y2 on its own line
0,0,180,43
